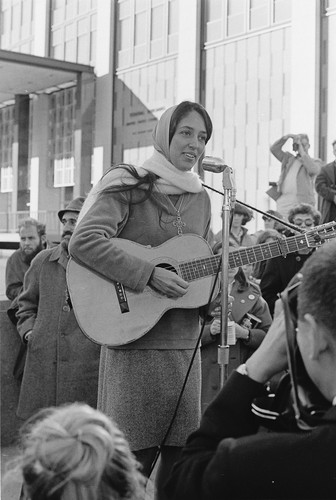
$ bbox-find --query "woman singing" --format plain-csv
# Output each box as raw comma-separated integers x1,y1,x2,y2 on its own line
69,101,213,499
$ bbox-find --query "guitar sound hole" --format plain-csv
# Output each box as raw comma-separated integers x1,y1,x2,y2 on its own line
156,263,178,274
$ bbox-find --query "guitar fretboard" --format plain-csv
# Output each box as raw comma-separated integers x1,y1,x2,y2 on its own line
179,233,311,282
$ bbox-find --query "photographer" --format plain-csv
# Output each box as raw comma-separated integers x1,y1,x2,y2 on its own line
269,133,323,219
165,241,336,500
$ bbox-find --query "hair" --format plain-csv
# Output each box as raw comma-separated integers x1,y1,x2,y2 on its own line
287,203,321,226
168,101,213,145
11,403,145,500
18,218,46,238
298,133,309,143
298,240,336,337
233,203,253,225
99,101,212,206
332,139,336,147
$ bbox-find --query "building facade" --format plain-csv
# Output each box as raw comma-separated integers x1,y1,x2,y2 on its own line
0,0,335,237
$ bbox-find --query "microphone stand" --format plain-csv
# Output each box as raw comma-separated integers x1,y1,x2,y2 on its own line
219,165,236,387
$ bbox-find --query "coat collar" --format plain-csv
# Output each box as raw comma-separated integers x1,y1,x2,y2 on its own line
48,243,69,270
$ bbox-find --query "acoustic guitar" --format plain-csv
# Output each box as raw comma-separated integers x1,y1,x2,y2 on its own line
67,222,336,346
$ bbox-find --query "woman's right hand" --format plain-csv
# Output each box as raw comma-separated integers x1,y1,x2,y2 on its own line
149,267,189,298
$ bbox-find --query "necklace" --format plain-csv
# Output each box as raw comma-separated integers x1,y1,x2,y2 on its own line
161,193,186,236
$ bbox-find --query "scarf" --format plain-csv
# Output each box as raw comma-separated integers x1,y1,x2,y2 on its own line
78,105,204,222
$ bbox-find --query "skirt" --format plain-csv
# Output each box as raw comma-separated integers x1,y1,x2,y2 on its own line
97,347,201,450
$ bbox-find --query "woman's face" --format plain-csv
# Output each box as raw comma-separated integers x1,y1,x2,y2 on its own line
169,110,207,171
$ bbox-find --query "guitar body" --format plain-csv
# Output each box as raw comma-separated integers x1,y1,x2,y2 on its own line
67,234,219,346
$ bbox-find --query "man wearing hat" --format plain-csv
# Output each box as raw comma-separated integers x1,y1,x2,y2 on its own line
16,197,101,420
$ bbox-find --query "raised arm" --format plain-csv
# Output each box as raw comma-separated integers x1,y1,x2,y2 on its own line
270,134,294,162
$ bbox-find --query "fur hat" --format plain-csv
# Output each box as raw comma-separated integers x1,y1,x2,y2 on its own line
58,196,85,222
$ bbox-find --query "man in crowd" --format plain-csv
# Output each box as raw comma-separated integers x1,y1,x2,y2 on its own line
5,218,47,324
166,240,336,500
16,197,101,420
315,139,336,224
270,133,322,219
260,202,320,316
5,218,47,380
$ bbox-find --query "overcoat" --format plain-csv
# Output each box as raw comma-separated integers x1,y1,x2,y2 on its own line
16,244,100,420
315,160,336,224
201,279,271,412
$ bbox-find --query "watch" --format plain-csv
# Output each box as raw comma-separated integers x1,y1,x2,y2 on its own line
236,363,249,376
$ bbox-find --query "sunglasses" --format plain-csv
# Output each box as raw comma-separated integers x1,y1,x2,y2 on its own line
292,218,314,227
280,275,330,430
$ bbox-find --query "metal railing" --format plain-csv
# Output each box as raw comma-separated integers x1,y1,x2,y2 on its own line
0,211,61,235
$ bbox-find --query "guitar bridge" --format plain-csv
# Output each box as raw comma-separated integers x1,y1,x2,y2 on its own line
114,282,129,313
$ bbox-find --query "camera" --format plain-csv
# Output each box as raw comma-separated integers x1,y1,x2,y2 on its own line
292,142,299,152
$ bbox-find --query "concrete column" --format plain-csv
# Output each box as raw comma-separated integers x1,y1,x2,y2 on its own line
176,0,202,102
93,0,115,174
32,0,50,56
290,0,321,155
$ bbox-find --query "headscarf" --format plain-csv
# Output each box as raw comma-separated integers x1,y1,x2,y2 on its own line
78,104,204,222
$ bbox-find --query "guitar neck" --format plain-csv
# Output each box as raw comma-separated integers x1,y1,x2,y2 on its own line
179,233,310,282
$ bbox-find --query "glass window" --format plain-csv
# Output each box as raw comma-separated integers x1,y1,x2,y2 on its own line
151,4,164,41
168,0,178,53
207,0,223,22
273,0,291,23
227,0,245,37
134,11,146,46
250,0,269,30
49,88,76,188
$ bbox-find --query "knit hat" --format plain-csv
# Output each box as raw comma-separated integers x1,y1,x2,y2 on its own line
58,196,85,222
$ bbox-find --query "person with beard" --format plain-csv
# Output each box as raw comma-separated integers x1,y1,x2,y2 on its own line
15,197,101,421
6,218,47,325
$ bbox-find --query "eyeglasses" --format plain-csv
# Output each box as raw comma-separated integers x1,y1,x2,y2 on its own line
280,274,330,430
292,218,314,227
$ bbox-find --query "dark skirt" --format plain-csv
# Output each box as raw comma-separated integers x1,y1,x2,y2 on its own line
97,347,201,450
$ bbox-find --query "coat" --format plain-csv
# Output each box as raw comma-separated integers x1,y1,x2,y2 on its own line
70,188,212,449
16,244,101,420
201,280,271,412
5,249,29,324
315,161,336,224
260,251,313,316
166,371,336,500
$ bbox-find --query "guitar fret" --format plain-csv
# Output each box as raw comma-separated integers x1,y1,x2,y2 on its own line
178,226,334,283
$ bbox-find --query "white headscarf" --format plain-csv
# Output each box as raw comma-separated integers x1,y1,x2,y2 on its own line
78,104,204,222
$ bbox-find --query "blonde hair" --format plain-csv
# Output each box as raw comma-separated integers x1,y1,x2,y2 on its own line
14,403,145,500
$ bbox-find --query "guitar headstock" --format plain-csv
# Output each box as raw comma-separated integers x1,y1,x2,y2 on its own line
305,221,336,247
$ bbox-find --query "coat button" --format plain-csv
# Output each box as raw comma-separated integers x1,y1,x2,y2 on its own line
62,305,70,312
240,299,245,303
248,294,255,300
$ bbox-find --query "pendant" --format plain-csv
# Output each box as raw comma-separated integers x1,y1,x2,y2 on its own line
173,210,186,236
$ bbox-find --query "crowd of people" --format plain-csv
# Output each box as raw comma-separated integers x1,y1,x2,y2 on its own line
4,101,336,500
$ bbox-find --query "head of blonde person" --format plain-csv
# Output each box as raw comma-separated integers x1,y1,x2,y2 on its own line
14,403,145,500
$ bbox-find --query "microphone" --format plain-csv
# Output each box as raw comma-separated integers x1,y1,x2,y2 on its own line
202,156,228,173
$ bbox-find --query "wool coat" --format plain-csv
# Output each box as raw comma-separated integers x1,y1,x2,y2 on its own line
16,244,101,420
70,188,211,449
260,251,313,316
315,160,336,224
201,280,271,412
